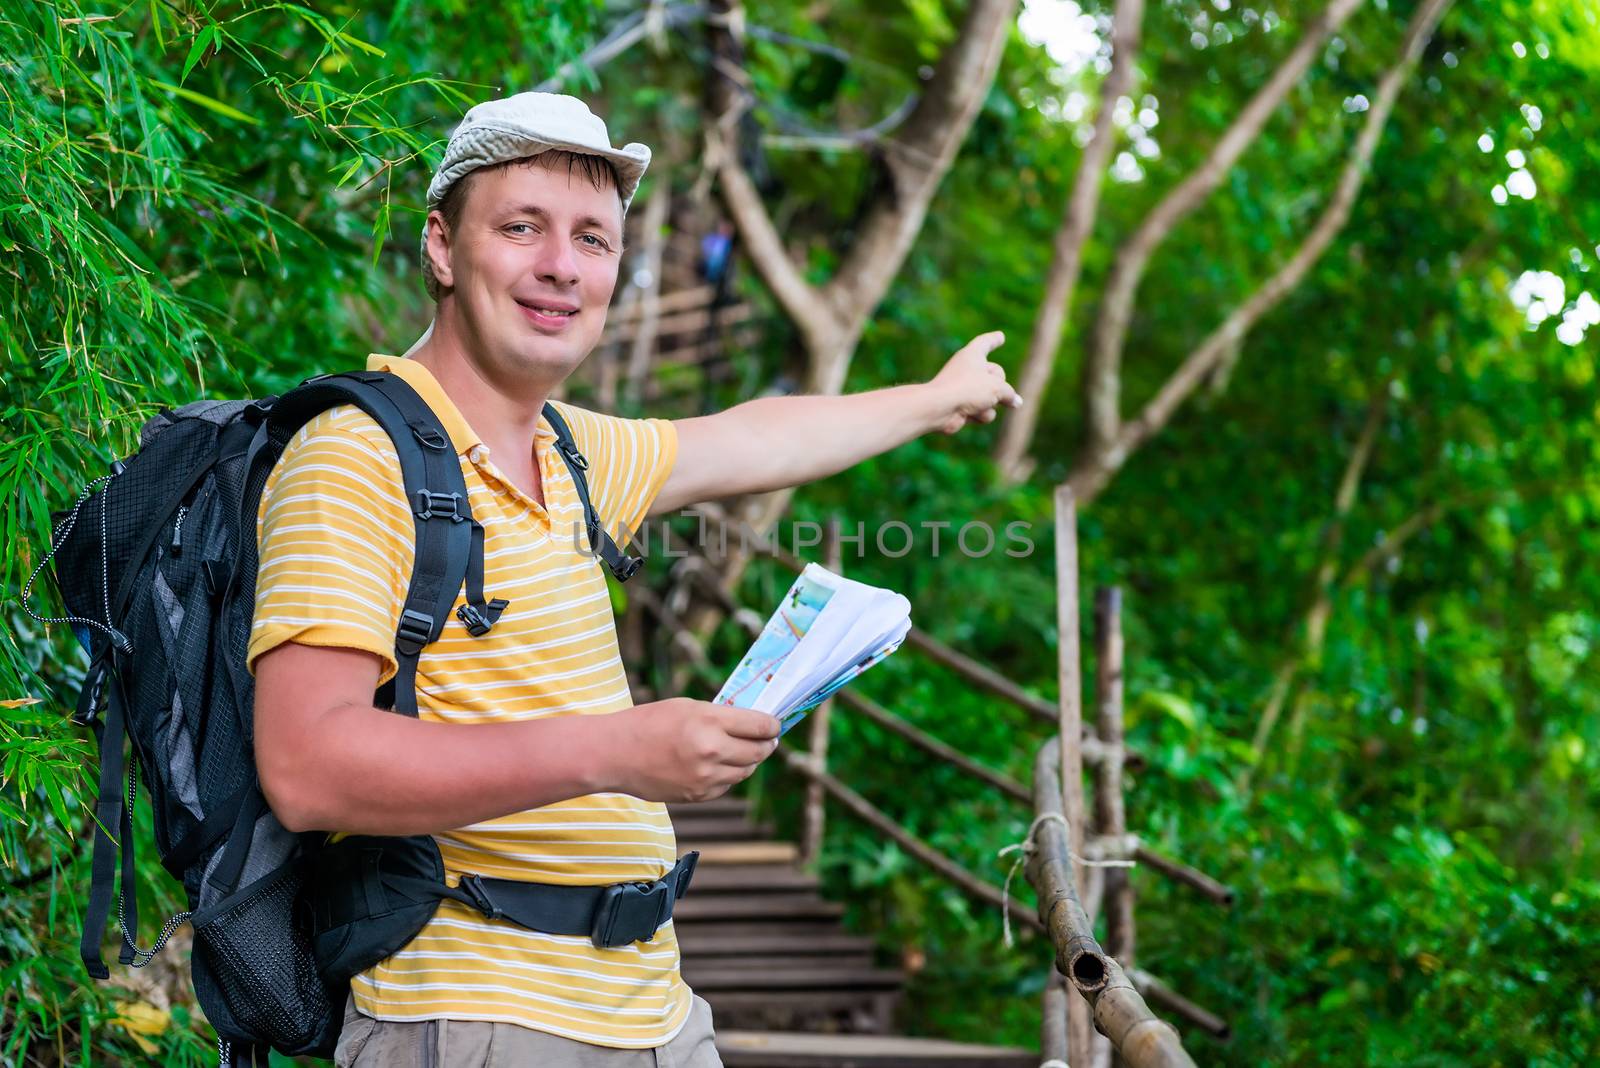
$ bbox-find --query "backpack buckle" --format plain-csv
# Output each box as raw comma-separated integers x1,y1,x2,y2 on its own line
455,600,507,637
459,874,503,921
395,609,435,656
590,878,672,948
413,490,465,522
609,554,643,583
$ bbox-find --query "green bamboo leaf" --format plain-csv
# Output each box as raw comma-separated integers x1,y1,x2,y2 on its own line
179,25,214,85
334,30,385,57
335,154,365,187
146,79,261,125
371,202,389,265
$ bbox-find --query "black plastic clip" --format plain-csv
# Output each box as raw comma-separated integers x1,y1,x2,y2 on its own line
459,874,503,921
557,441,589,471
411,423,450,451
590,879,672,948
456,598,509,637
395,609,435,656
413,490,465,522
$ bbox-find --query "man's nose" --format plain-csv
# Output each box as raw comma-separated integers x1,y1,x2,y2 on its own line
532,232,581,287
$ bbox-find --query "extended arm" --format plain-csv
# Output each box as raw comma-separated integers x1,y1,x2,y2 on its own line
651,331,1019,514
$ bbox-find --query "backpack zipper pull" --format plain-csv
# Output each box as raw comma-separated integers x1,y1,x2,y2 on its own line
171,505,188,555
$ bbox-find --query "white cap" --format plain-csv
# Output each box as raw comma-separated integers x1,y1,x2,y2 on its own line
419,92,651,298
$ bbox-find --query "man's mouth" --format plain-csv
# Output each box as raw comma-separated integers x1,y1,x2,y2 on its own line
516,299,580,329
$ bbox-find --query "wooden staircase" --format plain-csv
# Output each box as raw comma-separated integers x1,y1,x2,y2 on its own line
669,797,1035,1067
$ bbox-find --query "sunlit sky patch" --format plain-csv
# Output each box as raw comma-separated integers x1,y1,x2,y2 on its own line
1510,271,1596,347
1018,0,1161,181
1018,0,1101,77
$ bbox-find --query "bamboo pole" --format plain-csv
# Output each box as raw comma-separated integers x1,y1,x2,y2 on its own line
1129,969,1230,1041
778,747,1043,934
799,522,840,867
1029,738,1197,1068
903,626,1059,724
1131,845,1235,907
1042,968,1070,1066
837,690,1031,803
1094,588,1135,974
1054,485,1094,1066
621,180,672,407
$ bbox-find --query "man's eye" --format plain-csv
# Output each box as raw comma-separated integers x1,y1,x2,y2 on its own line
506,223,535,235
580,234,608,249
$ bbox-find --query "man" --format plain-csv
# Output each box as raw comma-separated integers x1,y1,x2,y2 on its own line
250,92,1020,1067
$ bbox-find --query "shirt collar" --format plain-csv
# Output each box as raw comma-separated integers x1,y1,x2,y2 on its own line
364,353,558,461
365,353,487,457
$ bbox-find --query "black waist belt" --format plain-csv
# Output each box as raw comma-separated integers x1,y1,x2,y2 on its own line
307,835,701,983
444,851,700,948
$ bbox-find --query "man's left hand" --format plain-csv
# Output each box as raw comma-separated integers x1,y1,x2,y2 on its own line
928,331,1023,435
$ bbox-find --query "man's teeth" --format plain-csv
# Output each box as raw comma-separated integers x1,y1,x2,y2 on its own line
530,306,575,316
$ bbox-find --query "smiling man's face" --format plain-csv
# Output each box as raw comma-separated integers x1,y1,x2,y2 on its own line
426,155,625,392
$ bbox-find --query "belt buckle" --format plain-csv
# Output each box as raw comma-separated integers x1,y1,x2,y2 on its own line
590,879,671,949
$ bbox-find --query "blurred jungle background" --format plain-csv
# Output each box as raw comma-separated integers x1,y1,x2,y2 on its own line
3,0,1598,1064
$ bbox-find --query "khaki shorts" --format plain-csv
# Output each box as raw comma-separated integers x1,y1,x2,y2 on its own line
333,993,722,1068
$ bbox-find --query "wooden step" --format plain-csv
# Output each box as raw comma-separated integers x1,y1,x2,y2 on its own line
677,930,877,958
686,841,800,865
688,864,818,893
672,815,771,840
700,989,899,1021
667,798,752,820
685,963,904,992
716,1030,1037,1068
674,893,844,922
687,951,878,974
672,918,845,939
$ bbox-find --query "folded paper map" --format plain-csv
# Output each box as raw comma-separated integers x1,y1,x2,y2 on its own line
713,564,911,734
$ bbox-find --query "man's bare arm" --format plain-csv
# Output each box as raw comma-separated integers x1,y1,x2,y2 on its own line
651,331,1020,515
254,642,779,835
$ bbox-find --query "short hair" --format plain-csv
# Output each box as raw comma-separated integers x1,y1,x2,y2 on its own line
435,149,625,240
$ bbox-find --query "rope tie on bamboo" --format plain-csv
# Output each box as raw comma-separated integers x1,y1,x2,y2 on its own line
1039,1060,1069,1068
997,813,1137,948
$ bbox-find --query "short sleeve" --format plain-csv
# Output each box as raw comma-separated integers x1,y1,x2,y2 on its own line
548,403,678,545
247,409,415,684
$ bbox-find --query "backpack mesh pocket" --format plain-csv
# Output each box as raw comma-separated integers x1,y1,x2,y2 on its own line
191,861,335,1053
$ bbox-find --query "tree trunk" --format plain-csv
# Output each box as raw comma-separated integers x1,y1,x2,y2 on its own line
994,0,1145,484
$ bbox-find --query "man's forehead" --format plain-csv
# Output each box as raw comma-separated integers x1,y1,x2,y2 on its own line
473,162,624,231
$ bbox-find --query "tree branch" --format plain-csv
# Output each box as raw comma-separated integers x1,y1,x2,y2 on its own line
815,0,1019,390
704,0,838,346
1069,0,1454,503
1082,0,1364,457
993,0,1144,484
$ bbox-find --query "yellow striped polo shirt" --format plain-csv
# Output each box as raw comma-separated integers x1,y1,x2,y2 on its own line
247,354,687,1047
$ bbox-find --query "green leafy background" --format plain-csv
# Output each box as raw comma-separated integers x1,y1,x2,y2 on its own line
3,0,1597,1064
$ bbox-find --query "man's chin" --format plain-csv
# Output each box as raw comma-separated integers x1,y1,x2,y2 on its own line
503,336,591,384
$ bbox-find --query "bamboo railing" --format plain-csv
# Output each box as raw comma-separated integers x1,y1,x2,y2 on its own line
1030,738,1197,1068
631,498,1231,1061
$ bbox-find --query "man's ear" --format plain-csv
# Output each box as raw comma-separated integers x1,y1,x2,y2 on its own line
424,210,454,290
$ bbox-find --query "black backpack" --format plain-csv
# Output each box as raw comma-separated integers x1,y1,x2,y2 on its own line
23,370,641,1063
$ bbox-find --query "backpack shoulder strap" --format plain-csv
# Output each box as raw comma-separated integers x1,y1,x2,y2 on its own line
542,403,642,583
263,371,503,716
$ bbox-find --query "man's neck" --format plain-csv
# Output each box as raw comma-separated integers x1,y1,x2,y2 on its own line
408,314,552,504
